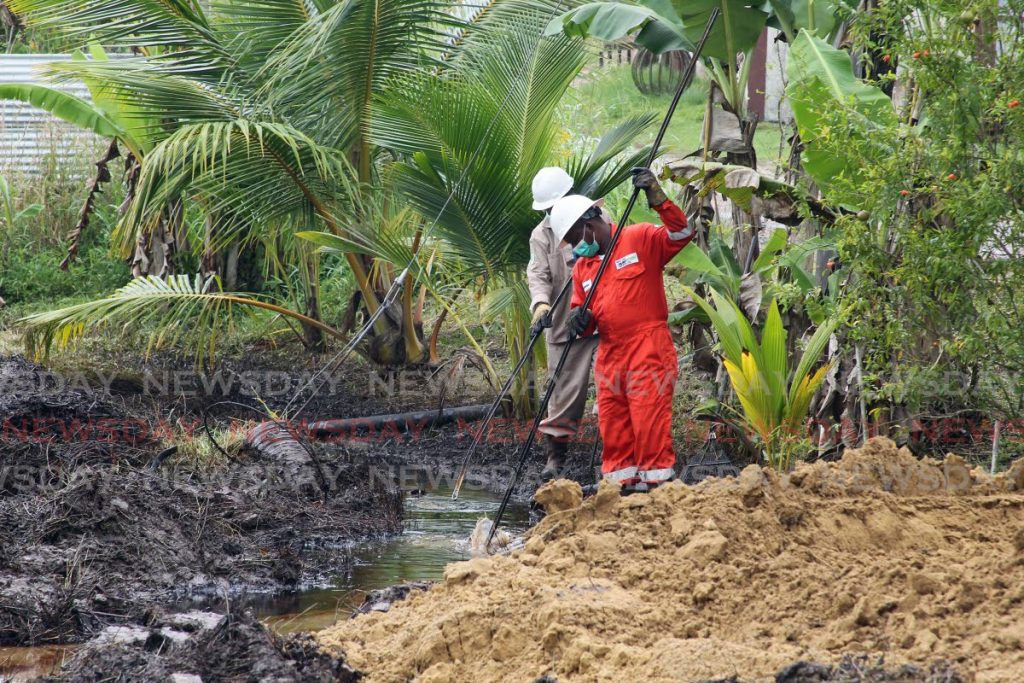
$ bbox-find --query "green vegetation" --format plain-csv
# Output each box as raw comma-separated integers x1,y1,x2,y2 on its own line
561,62,784,172
823,1,1024,438
0,147,131,316
685,288,837,471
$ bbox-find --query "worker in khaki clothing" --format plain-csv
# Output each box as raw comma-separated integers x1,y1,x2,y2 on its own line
527,167,600,480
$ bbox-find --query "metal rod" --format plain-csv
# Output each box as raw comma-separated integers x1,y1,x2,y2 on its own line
450,277,574,499
486,8,721,548
587,431,602,485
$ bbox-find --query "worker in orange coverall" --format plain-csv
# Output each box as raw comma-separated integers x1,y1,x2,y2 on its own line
548,168,693,492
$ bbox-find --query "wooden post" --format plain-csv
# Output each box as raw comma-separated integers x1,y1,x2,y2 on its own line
991,420,1001,474
855,345,868,445
747,28,768,120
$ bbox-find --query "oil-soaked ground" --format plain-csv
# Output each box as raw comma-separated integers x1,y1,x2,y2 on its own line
242,481,529,634
0,352,569,677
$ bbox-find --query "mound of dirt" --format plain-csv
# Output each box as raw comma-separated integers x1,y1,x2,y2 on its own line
36,609,361,683
318,438,1024,682
535,478,584,514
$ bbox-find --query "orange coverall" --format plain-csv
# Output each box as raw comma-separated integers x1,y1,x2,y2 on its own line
570,200,693,487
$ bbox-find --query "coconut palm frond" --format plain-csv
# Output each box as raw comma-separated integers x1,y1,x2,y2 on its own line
20,274,345,365
42,59,245,132
479,276,531,323
115,119,355,256
8,0,229,60
298,207,425,281
262,0,460,159
373,23,587,279
569,112,658,200
440,0,571,67
210,0,327,65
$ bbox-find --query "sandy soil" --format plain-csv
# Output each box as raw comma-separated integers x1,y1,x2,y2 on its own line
319,438,1024,683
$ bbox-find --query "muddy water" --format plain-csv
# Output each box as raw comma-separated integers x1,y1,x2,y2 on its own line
256,484,530,634
0,645,76,682
0,483,529,681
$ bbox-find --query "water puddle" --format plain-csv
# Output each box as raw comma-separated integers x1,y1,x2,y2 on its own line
256,483,530,633
0,645,76,682
0,481,529,680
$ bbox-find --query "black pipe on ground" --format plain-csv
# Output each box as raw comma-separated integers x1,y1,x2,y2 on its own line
244,404,493,457
305,404,491,439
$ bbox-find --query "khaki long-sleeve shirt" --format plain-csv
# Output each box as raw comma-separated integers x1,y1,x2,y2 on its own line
527,215,575,344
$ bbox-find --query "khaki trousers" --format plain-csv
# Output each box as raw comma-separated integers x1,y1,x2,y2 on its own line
539,334,598,438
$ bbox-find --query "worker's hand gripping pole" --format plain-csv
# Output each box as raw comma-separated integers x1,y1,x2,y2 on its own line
450,276,574,500
486,8,721,548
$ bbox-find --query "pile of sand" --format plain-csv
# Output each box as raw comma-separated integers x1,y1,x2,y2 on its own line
318,438,1024,682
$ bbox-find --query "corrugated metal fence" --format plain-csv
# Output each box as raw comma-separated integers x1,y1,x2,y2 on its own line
0,54,104,174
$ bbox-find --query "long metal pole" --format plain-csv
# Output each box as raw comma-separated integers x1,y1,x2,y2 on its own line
450,277,573,500
486,9,721,547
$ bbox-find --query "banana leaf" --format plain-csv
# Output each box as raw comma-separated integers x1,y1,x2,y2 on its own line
0,84,126,140
548,0,769,62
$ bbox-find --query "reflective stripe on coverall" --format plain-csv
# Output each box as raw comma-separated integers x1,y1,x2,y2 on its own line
569,200,693,486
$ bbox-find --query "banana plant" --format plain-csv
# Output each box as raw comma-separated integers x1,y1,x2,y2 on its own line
547,0,768,116
683,285,838,471
0,81,132,149
670,226,834,324
765,0,857,43
786,29,897,207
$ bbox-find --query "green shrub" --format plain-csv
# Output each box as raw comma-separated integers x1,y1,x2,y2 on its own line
0,150,131,309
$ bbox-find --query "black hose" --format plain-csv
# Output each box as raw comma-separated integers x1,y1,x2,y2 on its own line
148,446,178,471
304,404,491,439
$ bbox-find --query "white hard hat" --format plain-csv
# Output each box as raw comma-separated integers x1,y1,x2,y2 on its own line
531,167,574,210
549,194,602,244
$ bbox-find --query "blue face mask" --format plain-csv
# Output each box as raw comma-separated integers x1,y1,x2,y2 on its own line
573,227,599,258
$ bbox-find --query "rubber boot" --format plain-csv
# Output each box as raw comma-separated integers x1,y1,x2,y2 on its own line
539,436,568,482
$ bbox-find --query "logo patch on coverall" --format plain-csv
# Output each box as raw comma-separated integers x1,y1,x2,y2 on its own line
614,252,639,270
581,279,593,292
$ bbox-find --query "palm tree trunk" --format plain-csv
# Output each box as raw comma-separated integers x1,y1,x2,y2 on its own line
303,255,325,351
401,268,425,363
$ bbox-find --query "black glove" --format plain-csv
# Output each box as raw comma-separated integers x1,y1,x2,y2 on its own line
567,306,592,338
530,303,553,336
631,166,668,208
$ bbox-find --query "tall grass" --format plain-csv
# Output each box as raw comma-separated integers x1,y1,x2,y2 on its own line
0,123,131,314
